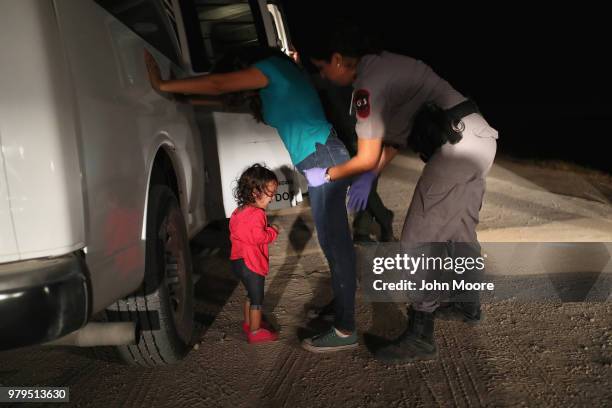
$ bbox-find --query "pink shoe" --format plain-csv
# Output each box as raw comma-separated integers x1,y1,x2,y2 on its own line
247,328,278,344
242,321,271,335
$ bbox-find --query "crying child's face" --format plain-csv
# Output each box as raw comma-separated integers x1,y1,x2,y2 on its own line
254,181,278,209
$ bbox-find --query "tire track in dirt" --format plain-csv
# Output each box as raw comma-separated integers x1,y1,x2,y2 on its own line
125,368,160,408
437,326,487,408
413,363,444,407
260,348,299,406
66,365,125,406
43,357,97,388
0,348,46,386
480,333,553,404
502,333,569,405
0,348,115,407
258,347,311,407
434,330,467,407
452,304,578,406
116,368,149,407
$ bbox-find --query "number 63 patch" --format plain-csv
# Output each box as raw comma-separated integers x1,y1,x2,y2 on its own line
352,89,370,119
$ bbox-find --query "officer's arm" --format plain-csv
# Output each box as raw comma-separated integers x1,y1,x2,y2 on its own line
326,138,382,181
375,145,399,174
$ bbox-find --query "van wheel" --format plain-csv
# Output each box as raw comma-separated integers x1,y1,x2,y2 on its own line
108,185,194,366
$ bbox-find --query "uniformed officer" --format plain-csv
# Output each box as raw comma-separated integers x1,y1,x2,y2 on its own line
304,25,498,362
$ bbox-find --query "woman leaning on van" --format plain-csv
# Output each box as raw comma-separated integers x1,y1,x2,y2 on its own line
144,47,358,353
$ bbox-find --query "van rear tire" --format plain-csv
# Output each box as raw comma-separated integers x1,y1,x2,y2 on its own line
108,185,194,366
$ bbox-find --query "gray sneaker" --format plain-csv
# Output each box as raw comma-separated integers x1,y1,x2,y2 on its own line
302,327,358,353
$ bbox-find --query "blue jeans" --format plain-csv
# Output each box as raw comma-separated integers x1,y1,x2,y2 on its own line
296,132,356,332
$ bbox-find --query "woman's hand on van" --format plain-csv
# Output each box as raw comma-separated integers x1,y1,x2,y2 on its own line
144,49,162,92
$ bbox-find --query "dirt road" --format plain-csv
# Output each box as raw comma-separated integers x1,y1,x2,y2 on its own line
1,153,611,407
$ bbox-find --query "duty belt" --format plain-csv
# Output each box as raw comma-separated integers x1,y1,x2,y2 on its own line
445,100,479,132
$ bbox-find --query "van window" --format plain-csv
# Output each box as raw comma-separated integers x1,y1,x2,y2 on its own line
179,0,264,72
94,0,181,66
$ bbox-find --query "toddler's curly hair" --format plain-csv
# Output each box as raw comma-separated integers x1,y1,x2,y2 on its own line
233,164,278,208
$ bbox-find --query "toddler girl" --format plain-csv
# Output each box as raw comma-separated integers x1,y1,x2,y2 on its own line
229,164,280,343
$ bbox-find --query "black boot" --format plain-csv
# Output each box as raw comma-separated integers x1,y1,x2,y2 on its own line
379,209,396,242
374,307,437,362
435,302,483,325
353,234,377,244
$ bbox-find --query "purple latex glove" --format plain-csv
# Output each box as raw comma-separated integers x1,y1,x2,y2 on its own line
347,171,377,212
304,167,328,187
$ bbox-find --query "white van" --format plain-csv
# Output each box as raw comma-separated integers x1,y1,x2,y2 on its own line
0,0,301,365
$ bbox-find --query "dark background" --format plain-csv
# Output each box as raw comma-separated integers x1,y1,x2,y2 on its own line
280,1,611,173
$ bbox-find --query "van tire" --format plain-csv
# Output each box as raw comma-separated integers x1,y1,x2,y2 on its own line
108,185,194,366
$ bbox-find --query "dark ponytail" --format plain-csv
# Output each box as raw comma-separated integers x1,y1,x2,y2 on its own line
211,47,295,123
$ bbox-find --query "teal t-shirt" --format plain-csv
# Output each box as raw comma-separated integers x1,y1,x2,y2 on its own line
253,57,331,165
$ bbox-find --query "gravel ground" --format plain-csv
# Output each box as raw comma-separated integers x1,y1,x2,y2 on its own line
1,152,610,407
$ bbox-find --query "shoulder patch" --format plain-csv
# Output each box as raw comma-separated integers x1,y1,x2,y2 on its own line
353,89,370,119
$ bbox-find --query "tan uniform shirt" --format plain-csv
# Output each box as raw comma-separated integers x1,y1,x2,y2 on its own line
352,51,467,148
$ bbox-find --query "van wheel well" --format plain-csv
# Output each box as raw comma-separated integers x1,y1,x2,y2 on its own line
150,148,180,200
